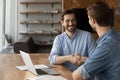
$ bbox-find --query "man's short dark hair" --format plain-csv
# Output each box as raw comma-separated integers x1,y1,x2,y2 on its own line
87,2,112,27
61,9,76,21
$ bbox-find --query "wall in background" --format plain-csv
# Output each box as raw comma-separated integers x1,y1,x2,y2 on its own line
0,0,4,50
3,0,17,45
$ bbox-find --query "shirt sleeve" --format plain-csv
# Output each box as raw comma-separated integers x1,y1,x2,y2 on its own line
77,43,111,79
77,65,91,80
49,36,62,64
86,33,96,56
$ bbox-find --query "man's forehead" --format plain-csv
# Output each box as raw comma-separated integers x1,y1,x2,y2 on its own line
64,14,75,19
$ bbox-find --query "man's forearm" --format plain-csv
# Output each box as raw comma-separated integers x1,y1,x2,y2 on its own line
55,55,71,64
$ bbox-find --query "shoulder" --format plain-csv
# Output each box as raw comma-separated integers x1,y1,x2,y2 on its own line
76,29,93,39
54,32,66,42
55,32,66,39
77,29,92,35
98,33,120,50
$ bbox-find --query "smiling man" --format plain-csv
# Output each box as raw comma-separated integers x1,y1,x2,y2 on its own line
49,9,96,71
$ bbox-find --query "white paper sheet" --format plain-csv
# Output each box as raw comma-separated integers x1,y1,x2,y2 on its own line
27,75,67,80
16,64,49,70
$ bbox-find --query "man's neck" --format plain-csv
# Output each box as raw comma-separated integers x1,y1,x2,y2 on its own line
96,26,111,37
65,30,76,39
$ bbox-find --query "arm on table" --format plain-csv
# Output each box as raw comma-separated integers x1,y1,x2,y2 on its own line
55,54,88,66
72,70,83,80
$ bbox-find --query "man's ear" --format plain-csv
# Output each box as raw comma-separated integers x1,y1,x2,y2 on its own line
90,17,96,24
61,20,63,24
61,21,64,26
61,20,65,31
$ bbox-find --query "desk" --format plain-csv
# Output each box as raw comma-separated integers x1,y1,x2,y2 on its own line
0,53,72,80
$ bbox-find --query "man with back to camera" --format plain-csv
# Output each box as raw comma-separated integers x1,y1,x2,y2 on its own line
49,9,96,71
72,2,120,80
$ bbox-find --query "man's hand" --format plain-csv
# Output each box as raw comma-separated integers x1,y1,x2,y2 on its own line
69,54,88,66
55,54,88,66
69,54,81,66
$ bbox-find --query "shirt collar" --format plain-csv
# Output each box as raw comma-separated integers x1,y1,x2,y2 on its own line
96,28,115,44
65,29,78,40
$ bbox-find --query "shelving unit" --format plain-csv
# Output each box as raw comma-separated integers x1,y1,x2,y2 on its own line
20,11,61,14
18,0,63,46
20,21,60,24
19,32,60,36
20,2,61,4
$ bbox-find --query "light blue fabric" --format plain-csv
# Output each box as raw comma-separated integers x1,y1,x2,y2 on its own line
78,28,120,80
49,29,96,71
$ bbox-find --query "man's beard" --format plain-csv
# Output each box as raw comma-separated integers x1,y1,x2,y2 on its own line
67,25,76,32
91,25,96,32
92,27,96,32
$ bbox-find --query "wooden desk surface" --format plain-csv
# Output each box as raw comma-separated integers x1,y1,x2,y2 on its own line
0,53,72,80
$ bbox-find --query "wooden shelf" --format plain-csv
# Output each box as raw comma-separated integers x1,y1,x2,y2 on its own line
20,21,60,24
19,32,60,36
20,11,61,14
20,2,61,4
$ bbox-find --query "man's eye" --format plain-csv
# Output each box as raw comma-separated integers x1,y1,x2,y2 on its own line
65,20,69,23
72,19,76,22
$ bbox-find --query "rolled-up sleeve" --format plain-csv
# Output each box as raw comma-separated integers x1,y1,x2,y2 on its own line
77,43,111,79
49,55,57,64
77,65,91,80
49,36,62,64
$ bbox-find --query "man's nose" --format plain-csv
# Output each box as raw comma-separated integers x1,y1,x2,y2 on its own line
69,21,73,25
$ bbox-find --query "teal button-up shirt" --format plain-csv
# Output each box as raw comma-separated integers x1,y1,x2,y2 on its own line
78,28,120,80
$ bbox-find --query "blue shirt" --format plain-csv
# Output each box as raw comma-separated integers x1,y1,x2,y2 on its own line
77,28,120,80
49,29,96,71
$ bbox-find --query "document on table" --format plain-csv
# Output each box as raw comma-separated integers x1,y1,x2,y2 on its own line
27,75,67,80
16,64,49,70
